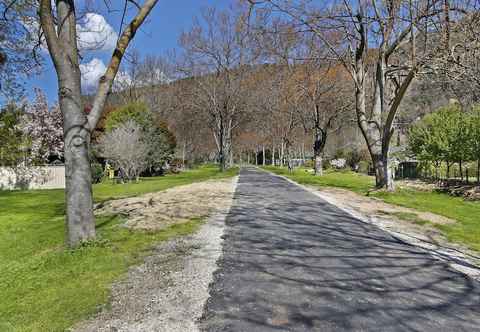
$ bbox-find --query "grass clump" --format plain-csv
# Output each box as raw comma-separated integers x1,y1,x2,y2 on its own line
377,210,430,226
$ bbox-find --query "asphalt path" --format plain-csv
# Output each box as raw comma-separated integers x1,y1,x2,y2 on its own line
200,167,480,332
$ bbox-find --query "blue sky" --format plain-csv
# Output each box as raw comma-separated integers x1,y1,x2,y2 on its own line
27,0,231,104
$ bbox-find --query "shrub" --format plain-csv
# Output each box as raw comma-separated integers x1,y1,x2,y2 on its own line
90,163,104,184
357,160,370,174
169,158,184,173
345,149,370,170
304,159,314,169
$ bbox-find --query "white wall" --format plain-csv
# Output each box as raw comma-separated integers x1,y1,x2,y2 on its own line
0,166,65,190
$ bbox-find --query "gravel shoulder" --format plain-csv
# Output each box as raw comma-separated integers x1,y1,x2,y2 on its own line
73,176,238,332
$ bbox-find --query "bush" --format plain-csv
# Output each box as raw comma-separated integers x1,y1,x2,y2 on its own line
333,148,347,159
345,149,370,170
357,160,370,174
304,159,314,169
169,158,184,173
91,163,104,184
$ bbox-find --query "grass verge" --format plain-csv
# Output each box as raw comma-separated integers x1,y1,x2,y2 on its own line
263,166,480,251
0,165,237,332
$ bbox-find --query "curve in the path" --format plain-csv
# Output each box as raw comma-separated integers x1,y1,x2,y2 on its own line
200,168,480,332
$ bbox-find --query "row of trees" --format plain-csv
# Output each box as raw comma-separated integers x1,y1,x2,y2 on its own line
409,105,480,182
3,0,480,247
110,0,480,189
243,0,480,190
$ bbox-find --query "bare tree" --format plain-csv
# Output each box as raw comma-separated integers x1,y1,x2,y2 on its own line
113,49,143,104
247,0,462,190
0,0,41,99
435,10,480,105
178,7,254,171
39,0,158,246
296,58,353,175
97,120,149,181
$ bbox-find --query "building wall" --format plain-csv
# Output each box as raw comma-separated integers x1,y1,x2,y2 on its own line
0,166,65,190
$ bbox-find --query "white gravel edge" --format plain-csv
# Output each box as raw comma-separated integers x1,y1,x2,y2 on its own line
262,169,480,281
157,175,239,332
75,176,239,332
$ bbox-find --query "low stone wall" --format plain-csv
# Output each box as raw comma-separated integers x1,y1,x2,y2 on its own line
0,166,65,190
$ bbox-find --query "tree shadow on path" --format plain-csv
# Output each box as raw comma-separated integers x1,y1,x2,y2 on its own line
200,168,480,332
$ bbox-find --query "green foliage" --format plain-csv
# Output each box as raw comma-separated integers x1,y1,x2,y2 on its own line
90,162,104,184
104,102,151,132
144,119,176,172
357,160,370,174
0,104,29,166
102,102,176,173
333,148,347,159
345,148,370,169
0,166,238,331
469,106,480,162
408,104,479,168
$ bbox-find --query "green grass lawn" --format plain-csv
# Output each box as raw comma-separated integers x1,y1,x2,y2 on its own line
0,165,238,332
264,166,480,252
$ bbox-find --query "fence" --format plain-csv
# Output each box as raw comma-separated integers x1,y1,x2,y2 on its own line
0,165,65,190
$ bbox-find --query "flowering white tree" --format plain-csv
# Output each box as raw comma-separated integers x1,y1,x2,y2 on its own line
330,158,347,170
96,120,149,181
23,89,64,164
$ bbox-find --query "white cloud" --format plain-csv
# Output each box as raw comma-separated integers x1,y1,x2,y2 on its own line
22,12,117,54
77,13,118,52
112,70,132,91
80,58,106,90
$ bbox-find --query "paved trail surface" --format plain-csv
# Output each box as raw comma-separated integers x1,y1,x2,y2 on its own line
200,168,480,332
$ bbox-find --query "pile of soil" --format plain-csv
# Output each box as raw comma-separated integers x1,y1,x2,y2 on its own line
95,178,236,230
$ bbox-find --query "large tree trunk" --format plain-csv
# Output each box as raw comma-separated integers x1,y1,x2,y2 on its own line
272,145,275,166
61,81,96,246
459,160,464,181
39,0,159,247
182,140,186,168
371,153,394,191
218,141,225,172
352,16,415,192
312,105,328,176
262,145,266,166
280,141,284,167
477,159,479,184
314,154,323,176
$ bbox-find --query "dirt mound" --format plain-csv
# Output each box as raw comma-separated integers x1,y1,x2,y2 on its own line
96,177,237,230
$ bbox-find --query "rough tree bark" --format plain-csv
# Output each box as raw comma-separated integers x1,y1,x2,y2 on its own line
262,145,266,166
39,0,159,247
313,128,327,176
352,10,416,191
271,144,275,166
